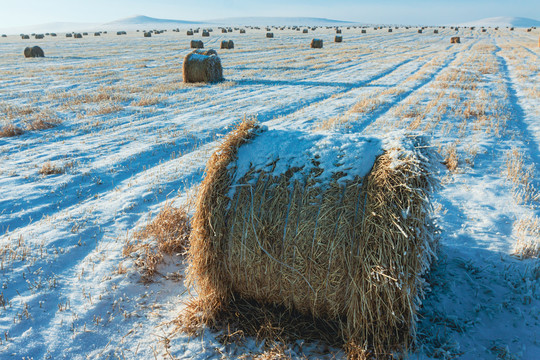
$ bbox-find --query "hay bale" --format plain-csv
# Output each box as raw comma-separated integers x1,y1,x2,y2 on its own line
1,34,6,38
334,35,343,43
117,31,127,35
482,29,487,32
434,29,438,34
190,40,204,49
35,34,44,39
336,29,342,34
388,28,393,32
240,29,246,34
361,29,366,33
182,49,223,83
450,36,460,44
74,33,82,38
220,40,234,49
418,29,422,33
187,30,194,35
65,33,72,38
186,122,438,357
222,28,227,33
266,32,274,38
303,29,308,33
311,38,323,48
94,32,101,36
24,46,44,58
21,35,30,39
144,32,152,37
202,30,210,37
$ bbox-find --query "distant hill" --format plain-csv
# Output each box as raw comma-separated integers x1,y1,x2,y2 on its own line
208,17,355,26
103,15,201,28
455,16,540,28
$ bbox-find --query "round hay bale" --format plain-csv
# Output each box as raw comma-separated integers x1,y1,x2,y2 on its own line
186,122,438,357
482,29,487,32
222,28,227,33
334,35,343,43
220,40,234,49
336,29,342,34
21,34,30,39
266,32,274,38
74,33,82,39
450,36,460,44
240,29,246,34
388,28,393,32
434,29,438,34
144,32,152,37
202,30,210,37
311,38,323,48
182,49,223,83
361,29,366,33
1,34,6,38
187,30,194,35
65,33,72,38
190,40,204,49
117,31,127,35
24,46,44,58
94,32,101,36
418,29,423,33
303,29,308,33
35,34,44,39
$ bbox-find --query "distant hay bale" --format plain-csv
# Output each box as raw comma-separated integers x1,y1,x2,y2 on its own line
336,29,342,34
144,32,152,37
434,29,438,34
240,29,246,34
94,32,101,36
303,29,308,33
418,29,422,33
482,29,487,32
388,28,393,32
220,40,234,49
22,35,30,39
202,30,210,37
510,27,514,31
24,46,44,58
65,33,72,38
450,36,460,44
311,38,323,48
187,30,194,35
266,32,274,38
117,31,127,35
334,35,343,43
361,29,366,33
185,121,439,358
222,28,227,33
74,33,82,38
190,40,204,49
182,49,223,83
35,34,44,39
1,34,6,38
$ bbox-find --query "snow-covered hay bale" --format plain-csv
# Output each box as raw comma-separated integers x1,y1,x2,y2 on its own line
336,29,342,34
182,49,223,83
202,30,210,37
187,30,194,36
266,32,274,38
65,33,72,38
190,40,204,49
220,40,234,49
21,34,30,39
240,29,246,34
24,46,44,58
311,38,323,48
74,33,82,39
434,29,439,34
186,121,438,357
418,29,423,33
362,29,366,33
335,35,343,43
388,28,393,32
451,36,460,44
303,29,308,33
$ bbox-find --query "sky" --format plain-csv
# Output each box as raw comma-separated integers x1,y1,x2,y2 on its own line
0,0,538,28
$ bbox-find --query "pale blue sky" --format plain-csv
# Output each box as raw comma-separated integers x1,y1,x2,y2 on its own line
0,0,538,27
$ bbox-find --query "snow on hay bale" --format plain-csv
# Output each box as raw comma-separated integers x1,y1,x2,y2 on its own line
185,121,439,357
450,36,460,44
311,38,323,48
220,40,234,49
182,49,223,83
24,46,44,58
190,40,204,49
335,35,343,43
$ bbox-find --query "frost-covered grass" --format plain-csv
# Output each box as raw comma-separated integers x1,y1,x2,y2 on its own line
0,26,539,359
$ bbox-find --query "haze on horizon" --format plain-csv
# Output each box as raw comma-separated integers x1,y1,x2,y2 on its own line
0,0,538,28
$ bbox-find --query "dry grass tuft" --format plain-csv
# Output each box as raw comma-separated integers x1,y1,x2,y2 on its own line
442,143,459,172
39,162,64,176
25,118,60,131
124,202,191,281
513,216,540,259
0,124,24,137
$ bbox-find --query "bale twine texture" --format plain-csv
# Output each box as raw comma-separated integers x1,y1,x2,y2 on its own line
186,121,439,357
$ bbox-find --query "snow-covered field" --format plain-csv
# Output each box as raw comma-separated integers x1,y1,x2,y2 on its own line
1,25,539,359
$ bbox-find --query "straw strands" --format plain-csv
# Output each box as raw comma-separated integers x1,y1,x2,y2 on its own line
182,49,223,83
185,120,439,358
